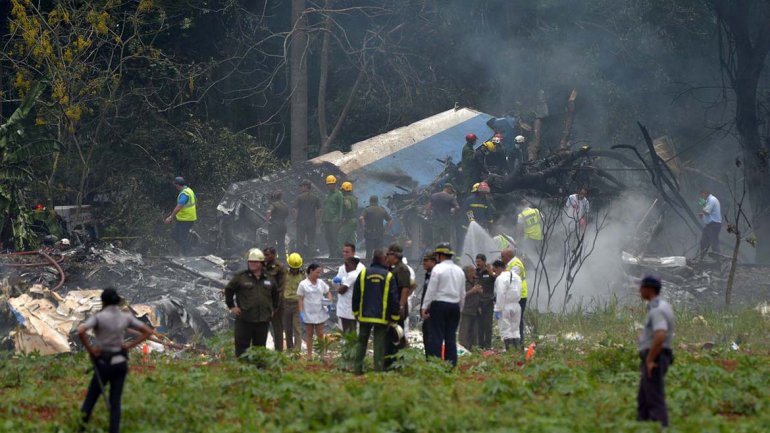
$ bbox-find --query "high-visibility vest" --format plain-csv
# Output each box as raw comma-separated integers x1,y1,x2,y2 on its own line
176,187,197,222
518,207,543,240
506,257,528,298
356,269,395,324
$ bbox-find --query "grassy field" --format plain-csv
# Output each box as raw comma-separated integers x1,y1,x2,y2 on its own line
1,304,768,433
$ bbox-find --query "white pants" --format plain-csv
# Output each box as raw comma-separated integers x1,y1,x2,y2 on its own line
499,304,521,341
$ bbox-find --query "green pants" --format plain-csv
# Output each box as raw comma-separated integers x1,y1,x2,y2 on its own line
354,322,388,374
338,219,357,249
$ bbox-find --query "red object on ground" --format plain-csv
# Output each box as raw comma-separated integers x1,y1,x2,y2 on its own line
526,343,536,361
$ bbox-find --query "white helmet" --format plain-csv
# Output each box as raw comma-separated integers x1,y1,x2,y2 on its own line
246,248,265,262
515,135,526,144
60,238,71,246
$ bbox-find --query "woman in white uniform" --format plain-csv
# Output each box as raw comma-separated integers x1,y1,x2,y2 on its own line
492,260,522,350
297,263,332,359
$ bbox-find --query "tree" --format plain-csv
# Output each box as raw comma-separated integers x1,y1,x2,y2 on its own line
290,0,309,162
710,0,770,263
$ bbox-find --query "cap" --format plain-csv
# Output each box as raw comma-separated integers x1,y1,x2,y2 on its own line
370,195,379,204
443,183,455,192
174,176,186,186
388,244,403,255
434,243,454,256
423,252,437,261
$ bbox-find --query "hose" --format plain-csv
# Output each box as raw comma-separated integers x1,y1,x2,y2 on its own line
0,249,66,291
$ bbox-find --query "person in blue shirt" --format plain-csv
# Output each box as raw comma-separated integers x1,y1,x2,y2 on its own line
697,189,722,258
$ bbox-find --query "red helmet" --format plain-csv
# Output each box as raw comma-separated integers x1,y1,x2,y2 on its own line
465,133,477,142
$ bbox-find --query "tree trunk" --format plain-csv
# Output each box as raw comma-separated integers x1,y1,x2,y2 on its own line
559,89,578,151
320,69,363,154
290,0,308,163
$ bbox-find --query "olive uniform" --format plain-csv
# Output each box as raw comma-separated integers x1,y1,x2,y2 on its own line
295,191,321,258
267,200,289,255
224,270,280,356
476,267,496,349
384,260,411,370
282,271,305,351
265,261,287,351
461,141,482,191
338,193,359,249
322,189,344,257
429,191,459,246
360,204,392,259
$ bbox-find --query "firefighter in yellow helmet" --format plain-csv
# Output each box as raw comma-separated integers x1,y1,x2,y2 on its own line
282,252,305,351
338,181,358,249
475,134,507,176
321,175,343,257
224,248,280,356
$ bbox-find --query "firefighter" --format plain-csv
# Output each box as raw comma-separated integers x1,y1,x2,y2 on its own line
461,181,496,231
460,133,482,192
321,175,343,258
475,134,507,176
338,181,359,250
352,249,400,374
224,248,280,356
283,252,305,351
164,177,196,256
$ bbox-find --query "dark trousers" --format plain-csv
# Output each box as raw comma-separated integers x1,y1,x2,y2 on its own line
171,220,194,256
268,225,287,256
519,298,527,342
365,236,382,260
270,302,285,352
234,320,270,357
296,224,316,258
700,222,722,256
421,319,431,357
282,300,302,351
426,301,461,366
354,322,388,374
458,313,480,350
341,318,357,336
384,316,407,370
637,350,672,427
478,301,494,349
81,359,128,433
323,222,340,257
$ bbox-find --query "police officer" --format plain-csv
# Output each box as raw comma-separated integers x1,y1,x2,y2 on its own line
77,288,153,433
164,176,196,256
321,175,343,257
266,191,289,256
264,247,287,352
637,274,675,427
225,248,280,357
426,183,460,246
352,249,400,374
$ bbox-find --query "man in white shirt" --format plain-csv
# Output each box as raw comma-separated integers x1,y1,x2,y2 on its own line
698,190,722,258
492,260,522,351
564,187,590,234
332,243,366,335
420,243,465,366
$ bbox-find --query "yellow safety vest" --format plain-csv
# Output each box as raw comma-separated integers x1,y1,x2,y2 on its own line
176,187,197,222
506,257,528,298
518,208,543,240
356,269,396,324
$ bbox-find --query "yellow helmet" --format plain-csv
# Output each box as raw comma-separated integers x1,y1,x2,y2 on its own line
246,248,265,262
341,181,353,192
483,140,496,152
471,183,480,193
326,175,337,185
287,252,303,269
